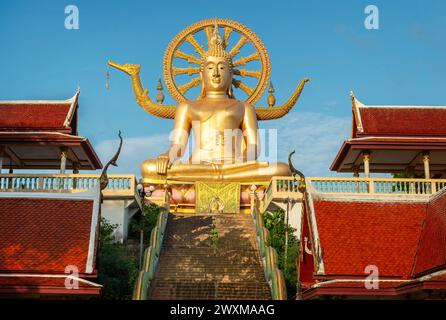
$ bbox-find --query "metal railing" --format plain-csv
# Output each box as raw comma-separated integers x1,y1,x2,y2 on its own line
0,173,135,197
133,189,170,300
252,195,287,300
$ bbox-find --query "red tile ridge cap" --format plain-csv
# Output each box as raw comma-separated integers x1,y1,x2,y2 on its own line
349,136,446,141
0,273,102,287
310,268,446,289
427,185,446,202
0,89,79,106
0,131,86,139
351,93,446,110
308,187,431,203
304,190,325,275
360,105,446,109
311,278,413,289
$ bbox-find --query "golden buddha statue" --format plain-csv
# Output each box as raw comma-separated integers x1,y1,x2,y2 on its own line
109,19,309,182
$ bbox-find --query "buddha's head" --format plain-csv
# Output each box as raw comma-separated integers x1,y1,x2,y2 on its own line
199,22,234,99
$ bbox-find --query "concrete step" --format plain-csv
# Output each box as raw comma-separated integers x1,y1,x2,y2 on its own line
148,213,271,300
149,280,271,300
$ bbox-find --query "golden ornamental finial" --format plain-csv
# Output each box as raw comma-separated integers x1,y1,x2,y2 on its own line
267,81,276,107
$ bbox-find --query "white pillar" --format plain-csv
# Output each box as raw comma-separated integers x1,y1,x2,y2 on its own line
0,146,4,174
60,147,68,174
363,151,371,178
423,152,430,179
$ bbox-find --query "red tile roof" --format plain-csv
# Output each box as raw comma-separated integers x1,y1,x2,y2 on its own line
358,107,446,137
313,199,426,278
0,103,72,132
0,91,103,170
413,190,446,276
331,95,446,173
300,184,446,298
0,197,96,274
0,90,79,133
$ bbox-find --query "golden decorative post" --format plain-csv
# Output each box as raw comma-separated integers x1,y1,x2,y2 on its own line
108,18,309,184
267,81,276,107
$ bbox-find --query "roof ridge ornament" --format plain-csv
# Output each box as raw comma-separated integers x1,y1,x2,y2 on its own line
100,130,123,202
351,90,364,134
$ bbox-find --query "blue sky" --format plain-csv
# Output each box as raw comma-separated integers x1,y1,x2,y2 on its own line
0,0,445,176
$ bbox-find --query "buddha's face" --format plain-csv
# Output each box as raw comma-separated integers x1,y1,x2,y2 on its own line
202,56,232,93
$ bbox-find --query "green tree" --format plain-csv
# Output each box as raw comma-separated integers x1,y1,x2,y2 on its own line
127,203,162,242
98,217,138,300
263,209,299,299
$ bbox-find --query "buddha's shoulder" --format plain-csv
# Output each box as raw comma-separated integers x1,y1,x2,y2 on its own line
241,101,256,112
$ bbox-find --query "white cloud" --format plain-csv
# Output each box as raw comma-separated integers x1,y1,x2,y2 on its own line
94,112,351,178
95,133,170,175
261,112,351,176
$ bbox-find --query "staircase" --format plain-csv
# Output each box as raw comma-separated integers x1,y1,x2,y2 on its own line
148,213,271,300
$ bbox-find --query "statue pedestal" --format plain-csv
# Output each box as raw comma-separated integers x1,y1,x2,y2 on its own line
142,179,268,214
195,182,240,214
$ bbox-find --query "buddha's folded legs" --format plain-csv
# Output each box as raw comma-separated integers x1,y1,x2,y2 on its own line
141,159,291,182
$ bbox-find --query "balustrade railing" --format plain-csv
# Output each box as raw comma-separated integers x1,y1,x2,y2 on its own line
262,177,446,213
0,173,135,197
308,177,446,196
133,189,170,300
252,196,287,300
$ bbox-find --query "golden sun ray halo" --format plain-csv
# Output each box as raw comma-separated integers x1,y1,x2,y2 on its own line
163,18,271,105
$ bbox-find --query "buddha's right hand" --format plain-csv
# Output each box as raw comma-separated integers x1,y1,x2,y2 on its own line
155,154,172,175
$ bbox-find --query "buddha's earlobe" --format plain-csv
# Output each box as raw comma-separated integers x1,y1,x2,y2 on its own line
227,75,234,99
198,72,205,99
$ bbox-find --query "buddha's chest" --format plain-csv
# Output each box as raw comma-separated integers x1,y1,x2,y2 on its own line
189,101,245,129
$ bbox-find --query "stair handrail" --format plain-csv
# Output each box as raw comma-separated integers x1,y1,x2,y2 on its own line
250,186,287,300
133,184,170,300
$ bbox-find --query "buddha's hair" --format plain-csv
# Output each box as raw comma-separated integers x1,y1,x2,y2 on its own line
198,21,235,99
200,22,233,71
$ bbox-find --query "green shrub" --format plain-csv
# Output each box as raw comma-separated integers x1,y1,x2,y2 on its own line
263,209,299,299
98,217,138,300
127,203,162,242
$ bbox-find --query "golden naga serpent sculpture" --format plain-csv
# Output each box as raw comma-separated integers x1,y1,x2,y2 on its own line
108,18,309,121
